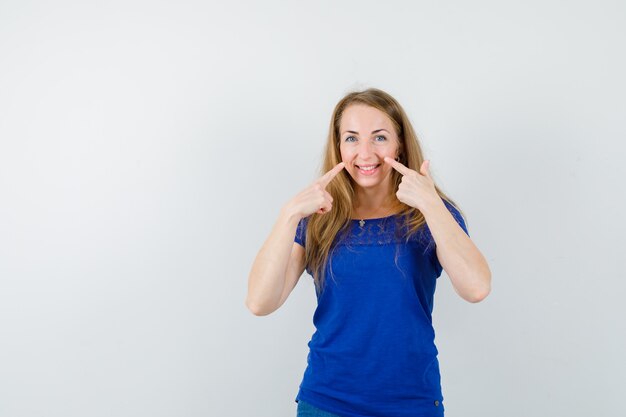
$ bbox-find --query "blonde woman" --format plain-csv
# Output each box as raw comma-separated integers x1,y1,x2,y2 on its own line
246,88,491,417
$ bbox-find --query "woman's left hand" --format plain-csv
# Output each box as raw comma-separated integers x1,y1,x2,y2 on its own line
383,157,441,212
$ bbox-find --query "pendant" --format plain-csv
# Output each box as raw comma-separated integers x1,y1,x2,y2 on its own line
359,219,365,227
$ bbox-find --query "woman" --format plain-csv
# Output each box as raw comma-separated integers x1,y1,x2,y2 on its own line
246,88,491,417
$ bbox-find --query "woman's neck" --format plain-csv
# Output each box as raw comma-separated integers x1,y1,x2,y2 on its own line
353,187,400,219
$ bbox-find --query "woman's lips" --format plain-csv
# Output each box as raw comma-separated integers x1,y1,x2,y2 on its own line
355,164,381,176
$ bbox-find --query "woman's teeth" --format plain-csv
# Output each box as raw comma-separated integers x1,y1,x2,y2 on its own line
357,164,379,171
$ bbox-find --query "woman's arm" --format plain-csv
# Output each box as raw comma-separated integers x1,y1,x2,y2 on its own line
422,198,492,303
246,162,345,316
383,156,491,303
246,208,306,316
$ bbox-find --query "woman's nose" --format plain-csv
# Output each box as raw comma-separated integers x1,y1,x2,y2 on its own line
357,140,375,158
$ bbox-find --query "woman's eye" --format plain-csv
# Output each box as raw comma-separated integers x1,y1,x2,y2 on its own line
374,135,387,142
345,136,357,143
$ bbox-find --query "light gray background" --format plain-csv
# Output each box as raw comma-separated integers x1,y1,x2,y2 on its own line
1,1,624,416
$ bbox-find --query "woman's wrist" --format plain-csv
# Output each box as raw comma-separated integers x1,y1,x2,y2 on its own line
279,202,303,225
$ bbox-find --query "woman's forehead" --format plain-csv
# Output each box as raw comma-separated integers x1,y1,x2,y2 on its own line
339,104,395,133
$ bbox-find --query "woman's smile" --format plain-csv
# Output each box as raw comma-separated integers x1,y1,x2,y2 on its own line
355,163,381,175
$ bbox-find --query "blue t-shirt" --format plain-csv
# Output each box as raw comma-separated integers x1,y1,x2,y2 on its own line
294,200,469,417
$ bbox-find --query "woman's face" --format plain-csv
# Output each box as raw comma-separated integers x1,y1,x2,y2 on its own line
338,104,400,192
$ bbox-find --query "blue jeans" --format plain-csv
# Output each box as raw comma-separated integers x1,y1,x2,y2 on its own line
297,400,343,417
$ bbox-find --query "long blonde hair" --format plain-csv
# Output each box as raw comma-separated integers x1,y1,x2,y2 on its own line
305,88,464,294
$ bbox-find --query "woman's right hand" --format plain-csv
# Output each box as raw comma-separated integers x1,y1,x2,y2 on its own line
285,162,346,219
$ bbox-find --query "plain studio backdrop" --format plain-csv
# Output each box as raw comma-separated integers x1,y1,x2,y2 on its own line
1,1,624,416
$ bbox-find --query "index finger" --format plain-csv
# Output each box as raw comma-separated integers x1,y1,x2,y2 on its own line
384,157,412,176
318,162,346,187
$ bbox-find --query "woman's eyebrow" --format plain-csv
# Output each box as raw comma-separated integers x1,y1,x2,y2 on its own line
342,129,390,135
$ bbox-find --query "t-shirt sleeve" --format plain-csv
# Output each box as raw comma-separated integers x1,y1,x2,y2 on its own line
445,200,469,237
294,216,308,247
430,200,470,276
